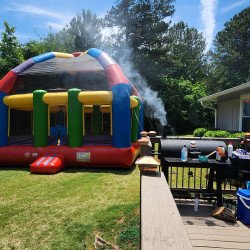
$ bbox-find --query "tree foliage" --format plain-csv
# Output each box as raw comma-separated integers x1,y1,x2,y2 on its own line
105,0,174,52
208,7,250,93
163,21,207,82
0,21,24,77
158,78,213,132
67,9,103,51
22,40,47,60
41,9,103,53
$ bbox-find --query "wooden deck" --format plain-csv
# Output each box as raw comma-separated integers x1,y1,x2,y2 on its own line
141,172,193,249
177,200,250,250
141,172,250,250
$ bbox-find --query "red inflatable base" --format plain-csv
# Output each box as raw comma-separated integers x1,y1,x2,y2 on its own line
30,155,64,174
0,143,140,168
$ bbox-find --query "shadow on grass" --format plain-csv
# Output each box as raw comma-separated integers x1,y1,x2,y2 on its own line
0,166,29,172
0,164,137,175
63,164,137,175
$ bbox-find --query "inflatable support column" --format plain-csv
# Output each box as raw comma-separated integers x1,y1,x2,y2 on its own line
68,88,82,147
131,96,141,142
0,92,8,146
112,84,131,148
33,90,48,147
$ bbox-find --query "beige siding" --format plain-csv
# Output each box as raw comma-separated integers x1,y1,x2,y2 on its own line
216,98,240,131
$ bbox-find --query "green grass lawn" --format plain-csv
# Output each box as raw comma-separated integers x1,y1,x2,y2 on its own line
0,167,140,250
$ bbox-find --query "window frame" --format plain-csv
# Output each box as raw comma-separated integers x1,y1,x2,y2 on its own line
240,94,250,131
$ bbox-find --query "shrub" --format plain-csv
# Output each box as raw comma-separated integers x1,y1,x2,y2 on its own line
197,129,245,138
228,132,245,138
204,130,230,138
193,128,208,137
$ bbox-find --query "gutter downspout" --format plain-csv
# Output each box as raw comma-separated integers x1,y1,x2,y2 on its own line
199,100,217,129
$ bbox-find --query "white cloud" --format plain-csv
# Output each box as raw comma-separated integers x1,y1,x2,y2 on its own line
7,2,73,32
9,2,65,19
200,0,217,52
45,22,65,31
221,0,248,13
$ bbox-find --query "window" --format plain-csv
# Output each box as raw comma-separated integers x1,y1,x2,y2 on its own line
242,99,250,131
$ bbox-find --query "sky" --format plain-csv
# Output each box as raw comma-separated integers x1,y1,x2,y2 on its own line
0,0,249,52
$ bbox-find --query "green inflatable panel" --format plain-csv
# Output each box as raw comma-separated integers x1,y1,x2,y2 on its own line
131,96,140,143
92,105,102,135
33,90,48,147
68,88,82,147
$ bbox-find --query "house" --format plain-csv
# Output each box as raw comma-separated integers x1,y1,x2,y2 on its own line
199,82,250,132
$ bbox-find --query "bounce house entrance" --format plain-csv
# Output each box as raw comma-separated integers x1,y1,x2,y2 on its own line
49,106,67,145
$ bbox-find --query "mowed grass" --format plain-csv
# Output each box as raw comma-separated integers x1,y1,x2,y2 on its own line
0,167,140,249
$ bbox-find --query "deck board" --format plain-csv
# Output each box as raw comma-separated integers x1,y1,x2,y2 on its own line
191,239,250,249
188,233,250,243
141,172,193,250
178,202,250,250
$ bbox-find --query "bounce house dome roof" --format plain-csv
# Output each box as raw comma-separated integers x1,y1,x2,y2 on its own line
0,48,139,97
14,54,109,94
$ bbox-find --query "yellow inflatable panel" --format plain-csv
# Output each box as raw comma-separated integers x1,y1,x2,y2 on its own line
130,97,138,108
84,105,93,113
79,51,88,57
11,106,33,111
43,92,68,105
53,52,74,58
82,105,111,113
100,105,111,113
3,94,33,108
78,91,112,105
3,91,138,111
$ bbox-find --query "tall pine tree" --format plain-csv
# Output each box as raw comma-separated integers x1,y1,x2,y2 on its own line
0,21,24,77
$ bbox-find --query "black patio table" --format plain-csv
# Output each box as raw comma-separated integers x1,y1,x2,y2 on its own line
162,157,232,206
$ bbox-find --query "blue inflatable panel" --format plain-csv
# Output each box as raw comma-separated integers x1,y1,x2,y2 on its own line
0,92,8,146
33,52,55,63
87,48,102,58
50,127,58,138
112,84,131,148
138,101,144,138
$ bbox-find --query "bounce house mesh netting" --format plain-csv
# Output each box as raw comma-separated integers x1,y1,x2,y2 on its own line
12,55,110,94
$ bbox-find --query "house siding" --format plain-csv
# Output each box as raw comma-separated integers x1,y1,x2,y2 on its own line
216,98,240,131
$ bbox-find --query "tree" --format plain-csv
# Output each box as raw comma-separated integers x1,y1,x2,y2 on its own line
105,0,174,57
41,9,103,53
0,21,24,77
208,7,250,93
67,9,103,52
162,21,207,82
158,77,213,133
22,40,47,60
42,29,72,52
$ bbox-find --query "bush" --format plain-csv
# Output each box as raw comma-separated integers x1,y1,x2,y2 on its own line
193,128,208,137
228,132,245,138
204,130,229,138
195,129,245,138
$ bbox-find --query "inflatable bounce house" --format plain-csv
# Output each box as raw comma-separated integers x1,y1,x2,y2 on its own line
0,49,143,173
